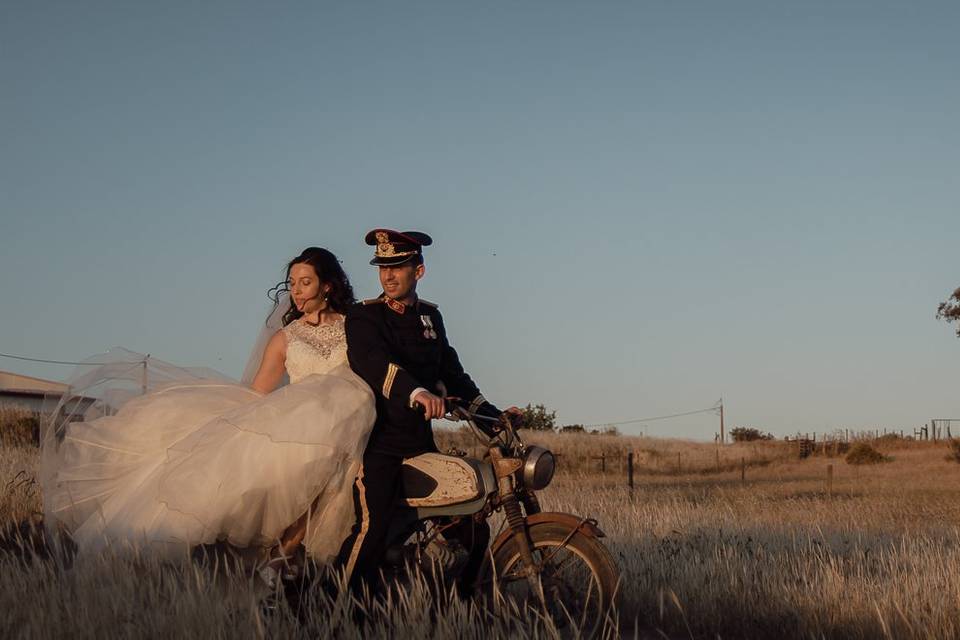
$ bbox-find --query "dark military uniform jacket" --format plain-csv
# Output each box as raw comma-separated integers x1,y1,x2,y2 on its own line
345,295,498,457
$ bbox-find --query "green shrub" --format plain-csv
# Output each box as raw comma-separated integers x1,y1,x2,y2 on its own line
729,427,775,442
521,403,556,431
845,443,890,465
877,433,904,444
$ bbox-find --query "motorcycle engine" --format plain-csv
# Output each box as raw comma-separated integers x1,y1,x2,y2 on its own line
384,537,469,578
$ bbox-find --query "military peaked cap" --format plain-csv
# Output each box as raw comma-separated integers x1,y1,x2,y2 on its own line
365,229,433,266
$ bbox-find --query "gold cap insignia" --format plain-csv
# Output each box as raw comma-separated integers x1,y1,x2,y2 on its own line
366,228,428,264
376,231,396,258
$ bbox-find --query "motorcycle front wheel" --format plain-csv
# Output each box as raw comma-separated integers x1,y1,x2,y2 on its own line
490,522,619,636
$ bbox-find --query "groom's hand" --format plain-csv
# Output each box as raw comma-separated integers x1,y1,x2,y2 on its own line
500,406,524,428
413,390,446,419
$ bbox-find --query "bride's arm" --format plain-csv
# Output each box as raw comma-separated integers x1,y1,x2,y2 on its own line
250,331,287,394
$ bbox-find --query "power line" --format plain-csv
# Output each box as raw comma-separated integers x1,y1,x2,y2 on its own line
0,352,143,366
579,404,721,428
3,350,722,432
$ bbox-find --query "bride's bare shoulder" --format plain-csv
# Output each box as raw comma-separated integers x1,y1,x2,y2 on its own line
249,328,289,394
265,327,289,354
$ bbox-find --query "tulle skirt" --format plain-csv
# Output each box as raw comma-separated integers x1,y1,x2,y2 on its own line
42,363,375,562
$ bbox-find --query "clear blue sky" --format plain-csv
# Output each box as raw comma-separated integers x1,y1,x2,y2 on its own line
2,1,958,439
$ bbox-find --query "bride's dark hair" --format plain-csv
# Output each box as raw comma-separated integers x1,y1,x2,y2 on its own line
267,247,356,326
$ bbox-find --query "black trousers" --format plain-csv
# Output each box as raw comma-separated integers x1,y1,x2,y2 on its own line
336,449,491,595
336,449,404,592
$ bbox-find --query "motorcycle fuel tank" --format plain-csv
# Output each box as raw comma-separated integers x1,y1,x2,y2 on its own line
400,453,496,509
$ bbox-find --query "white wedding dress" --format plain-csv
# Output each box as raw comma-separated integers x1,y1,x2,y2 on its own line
41,315,375,562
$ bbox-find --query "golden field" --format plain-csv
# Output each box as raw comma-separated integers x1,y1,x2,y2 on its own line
3,415,960,639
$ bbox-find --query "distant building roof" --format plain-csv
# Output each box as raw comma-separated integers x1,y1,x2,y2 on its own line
0,370,69,396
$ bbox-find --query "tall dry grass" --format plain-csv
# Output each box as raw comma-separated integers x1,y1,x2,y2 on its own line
0,406,40,448
546,444,960,638
436,426,797,476
3,429,960,638
0,441,40,527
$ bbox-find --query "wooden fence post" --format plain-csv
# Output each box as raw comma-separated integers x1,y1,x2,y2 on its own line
715,448,720,473
601,452,606,473
740,457,745,483
627,452,634,490
826,464,833,499
677,452,681,474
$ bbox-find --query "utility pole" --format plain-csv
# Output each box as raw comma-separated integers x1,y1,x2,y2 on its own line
719,398,725,445
141,355,150,395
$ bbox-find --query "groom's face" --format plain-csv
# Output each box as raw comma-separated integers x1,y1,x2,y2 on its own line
379,262,424,302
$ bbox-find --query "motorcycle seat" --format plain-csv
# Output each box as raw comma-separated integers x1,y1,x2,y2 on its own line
400,452,487,508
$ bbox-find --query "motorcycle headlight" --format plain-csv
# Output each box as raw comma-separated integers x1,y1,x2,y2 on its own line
522,446,556,490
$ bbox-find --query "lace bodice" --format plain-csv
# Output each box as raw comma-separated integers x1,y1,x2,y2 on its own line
282,316,348,383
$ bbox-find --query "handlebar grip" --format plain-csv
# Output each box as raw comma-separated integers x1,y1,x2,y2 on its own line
411,397,461,413
410,399,449,414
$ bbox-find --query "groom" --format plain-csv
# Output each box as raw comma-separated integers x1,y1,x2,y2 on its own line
338,228,514,594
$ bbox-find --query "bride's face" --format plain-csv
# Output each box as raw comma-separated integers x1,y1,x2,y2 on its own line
289,263,329,313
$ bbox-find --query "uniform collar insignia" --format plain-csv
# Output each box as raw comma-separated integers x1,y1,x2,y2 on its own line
384,296,406,314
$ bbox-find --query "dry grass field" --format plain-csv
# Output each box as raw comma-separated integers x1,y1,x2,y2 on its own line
3,415,960,638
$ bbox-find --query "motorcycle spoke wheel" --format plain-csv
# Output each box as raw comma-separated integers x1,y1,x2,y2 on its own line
491,523,619,637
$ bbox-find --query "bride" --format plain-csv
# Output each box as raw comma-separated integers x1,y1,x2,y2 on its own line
41,247,376,569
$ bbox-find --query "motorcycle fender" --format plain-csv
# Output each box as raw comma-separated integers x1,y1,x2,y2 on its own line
489,511,606,556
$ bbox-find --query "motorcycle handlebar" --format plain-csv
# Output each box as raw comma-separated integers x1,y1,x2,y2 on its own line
411,398,520,434
410,397,483,421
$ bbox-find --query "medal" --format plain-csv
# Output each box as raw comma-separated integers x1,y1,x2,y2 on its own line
420,315,437,339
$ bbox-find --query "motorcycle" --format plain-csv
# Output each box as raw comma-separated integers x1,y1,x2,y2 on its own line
379,399,620,634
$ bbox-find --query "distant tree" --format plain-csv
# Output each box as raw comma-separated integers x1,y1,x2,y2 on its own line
521,404,556,431
559,424,585,434
936,286,960,337
729,426,774,442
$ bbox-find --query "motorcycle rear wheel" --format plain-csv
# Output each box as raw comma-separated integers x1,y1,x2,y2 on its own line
490,522,619,636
